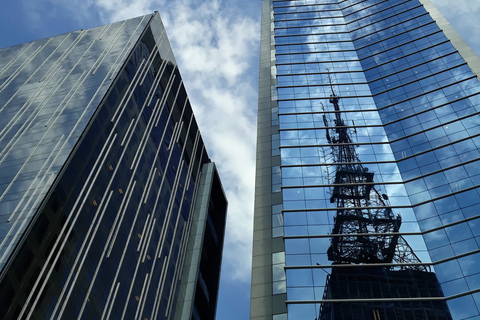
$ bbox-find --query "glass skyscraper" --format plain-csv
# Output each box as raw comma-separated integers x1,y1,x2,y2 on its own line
0,13,227,319
252,0,480,319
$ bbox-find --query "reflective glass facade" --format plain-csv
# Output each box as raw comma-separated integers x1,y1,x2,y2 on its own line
252,1,480,319
0,13,227,319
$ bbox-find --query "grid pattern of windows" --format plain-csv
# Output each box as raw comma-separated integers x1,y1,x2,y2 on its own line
267,0,480,319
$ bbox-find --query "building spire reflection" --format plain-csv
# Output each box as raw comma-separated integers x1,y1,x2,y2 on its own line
319,73,451,320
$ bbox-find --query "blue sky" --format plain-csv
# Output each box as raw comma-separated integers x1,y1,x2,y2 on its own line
0,1,479,320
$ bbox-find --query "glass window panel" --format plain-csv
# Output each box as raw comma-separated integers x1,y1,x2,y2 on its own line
447,295,479,319
286,269,314,287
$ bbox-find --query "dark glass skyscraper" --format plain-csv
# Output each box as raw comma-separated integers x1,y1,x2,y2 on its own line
252,0,480,319
0,13,227,320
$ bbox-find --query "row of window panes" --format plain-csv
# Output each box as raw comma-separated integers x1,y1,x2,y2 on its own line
284,236,428,262
281,185,410,208
274,0,381,10
284,268,455,300
278,97,376,113
275,33,352,45
281,156,480,191
282,183,407,202
274,12,344,22
364,41,455,81
399,139,480,181
415,190,480,225
275,25,348,36
386,98,480,142
275,42,355,56
390,108,480,160
274,0,417,31
379,81,480,125
405,158,480,194
361,32,447,70
279,109,381,127
436,253,480,288
374,65,474,108
283,208,419,227
370,53,465,95
375,74,479,113
341,0,389,17
275,18,343,29
277,71,366,87
284,222,424,240
275,40,456,81
357,22,440,60
273,0,339,8
286,286,325,301
343,0,412,24
276,61,363,75
426,226,480,261
277,51,358,64
347,1,420,31
284,296,480,320
274,5,341,14
428,229,480,261
281,162,401,184
281,146,396,165
279,127,389,145
383,78,479,129
278,83,371,100
272,0,417,30
352,11,431,50
406,176,480,206
282,196,418,209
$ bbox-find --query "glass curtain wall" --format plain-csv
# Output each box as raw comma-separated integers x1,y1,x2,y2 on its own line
0,13,227,320
270,0,480,319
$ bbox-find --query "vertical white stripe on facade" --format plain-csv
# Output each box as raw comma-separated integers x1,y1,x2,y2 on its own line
20,133,118,319
106,180,137,258
107,14,150,81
